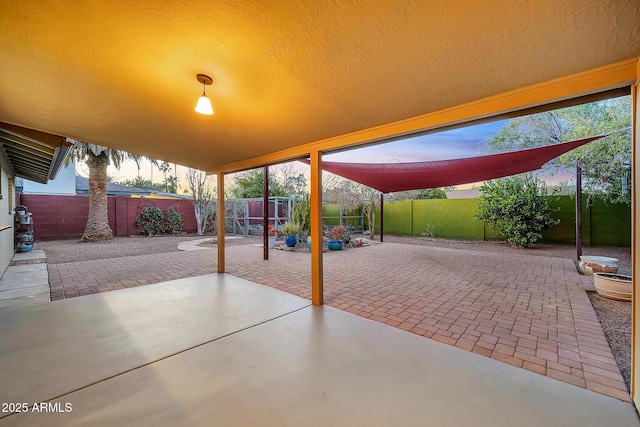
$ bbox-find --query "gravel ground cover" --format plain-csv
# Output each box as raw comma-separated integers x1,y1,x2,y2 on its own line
588,293,632,391
36,235,253,265
36,233,632,390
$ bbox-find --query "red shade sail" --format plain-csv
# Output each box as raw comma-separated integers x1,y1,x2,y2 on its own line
309,134,607,193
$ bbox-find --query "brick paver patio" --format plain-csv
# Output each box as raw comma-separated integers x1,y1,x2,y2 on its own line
46,242,629,401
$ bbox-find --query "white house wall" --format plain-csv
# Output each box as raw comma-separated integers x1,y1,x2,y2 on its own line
21,160,75,195
0,153,15,278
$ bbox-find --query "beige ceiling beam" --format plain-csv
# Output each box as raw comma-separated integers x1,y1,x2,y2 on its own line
6,163,49,177
0,122,67,151
5,157,51,175
2,142,55,159
4,147,49,161
210,57,639,175
4,149,51,165
4,150,51,167
0,133,57,155
8,160,49,173
15,170,47,182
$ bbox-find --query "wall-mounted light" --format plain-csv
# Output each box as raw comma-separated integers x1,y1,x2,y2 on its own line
195,74,214,115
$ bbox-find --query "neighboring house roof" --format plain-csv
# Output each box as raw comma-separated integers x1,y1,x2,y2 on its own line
75,175,189,199
142,191,191,200
76,175,148,196
446,189,481,199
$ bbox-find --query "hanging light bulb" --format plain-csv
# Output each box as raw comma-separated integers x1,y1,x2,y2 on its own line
195,74,214,115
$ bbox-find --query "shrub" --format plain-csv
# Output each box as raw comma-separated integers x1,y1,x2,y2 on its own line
162,205,183,234
475,174,559,248
416,188,447,199
136,206,164,236
291,194,311,233
325,225,349,242
421,224,436,238
135,205,184,235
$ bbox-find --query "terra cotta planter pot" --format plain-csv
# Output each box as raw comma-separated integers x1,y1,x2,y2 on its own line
593,273,631,301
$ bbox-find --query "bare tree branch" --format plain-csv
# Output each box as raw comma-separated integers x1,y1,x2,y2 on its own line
185,168,216,235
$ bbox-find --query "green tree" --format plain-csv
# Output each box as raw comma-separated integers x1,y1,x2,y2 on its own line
385,186,454,201
415,188,447,199
117,176,160,190
158,161,171,182
129,153,143,177
481,97,632,204
161,175,178,194
229,168,287,198
149,158,159,183
118,161,179,194
476,174,559,248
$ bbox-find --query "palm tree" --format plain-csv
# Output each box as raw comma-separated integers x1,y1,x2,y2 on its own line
71,141,128,241
129,153,143,177
149,158,159,183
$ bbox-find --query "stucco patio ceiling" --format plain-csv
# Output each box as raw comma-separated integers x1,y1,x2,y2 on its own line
0,1,639,173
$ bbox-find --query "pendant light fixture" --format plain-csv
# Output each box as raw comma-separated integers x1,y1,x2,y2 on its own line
195,74,214,115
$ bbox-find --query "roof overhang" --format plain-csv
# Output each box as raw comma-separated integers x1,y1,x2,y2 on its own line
0,122,73,184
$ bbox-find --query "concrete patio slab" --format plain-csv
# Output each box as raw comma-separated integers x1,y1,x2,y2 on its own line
0,284,49,299
0,293,50,309
177,238,213,251
2,262,48,278
0,261,49,301
9,249,46,265
0,276,637,426
0,274,310,407
0,273,48,290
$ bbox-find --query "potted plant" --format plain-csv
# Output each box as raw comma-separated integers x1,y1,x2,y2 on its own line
263,224,278,248
280,222,301,247
325,225,349,250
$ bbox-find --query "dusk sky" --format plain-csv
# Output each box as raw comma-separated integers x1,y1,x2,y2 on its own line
102,120,511,191
325,120,508,163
